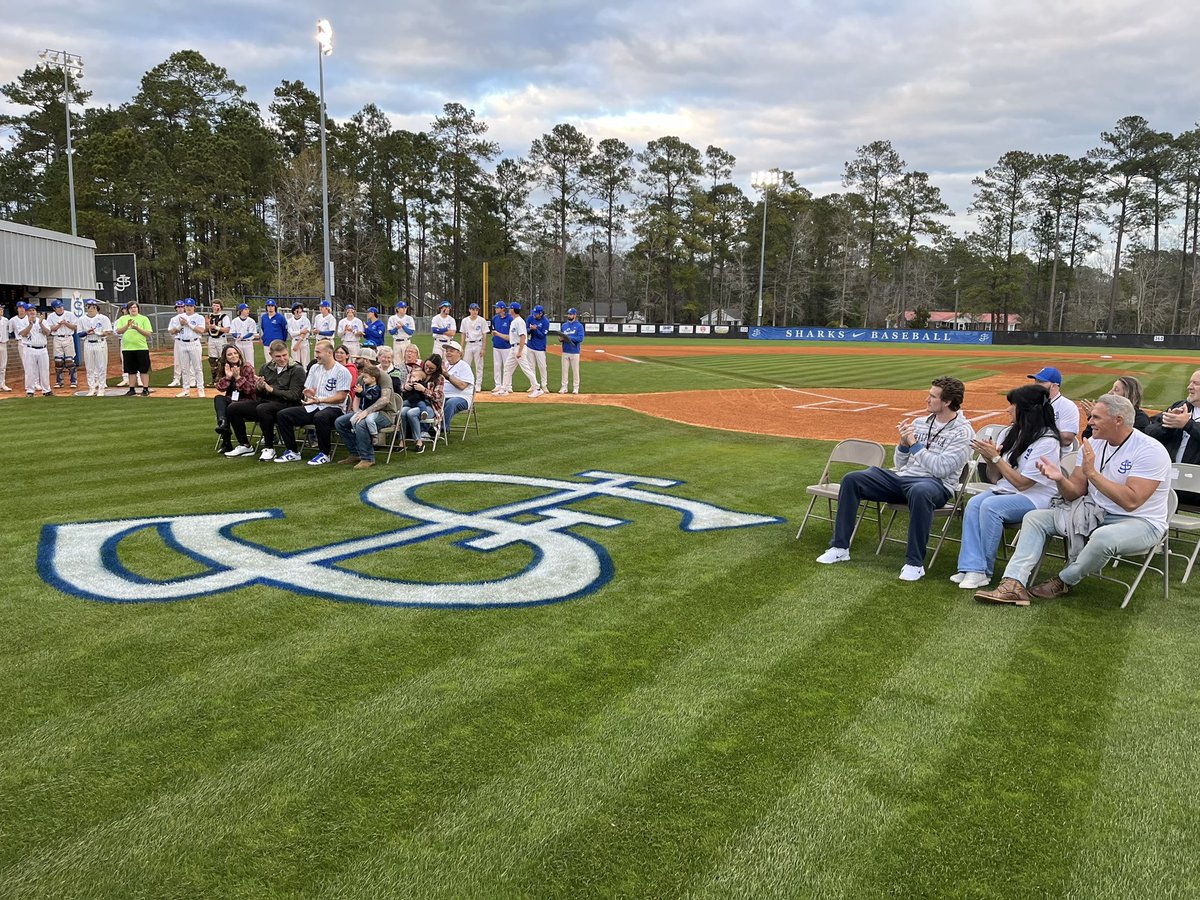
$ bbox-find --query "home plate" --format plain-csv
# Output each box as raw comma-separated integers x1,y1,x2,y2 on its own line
1100,355,1113,359
595,349,606,353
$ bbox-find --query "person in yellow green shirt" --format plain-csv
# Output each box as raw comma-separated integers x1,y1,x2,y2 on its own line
115,301,153,396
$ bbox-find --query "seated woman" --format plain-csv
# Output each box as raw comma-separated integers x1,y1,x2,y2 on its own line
213,344,257,453
334,344,358,396
1081,375,1149,438
400,354,444,453
334,364,394,469
952,384,1062,590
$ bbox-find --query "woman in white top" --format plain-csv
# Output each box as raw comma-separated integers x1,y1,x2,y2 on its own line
953,384,1062,590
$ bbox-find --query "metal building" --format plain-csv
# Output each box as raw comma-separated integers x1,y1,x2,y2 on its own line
0,219,97,312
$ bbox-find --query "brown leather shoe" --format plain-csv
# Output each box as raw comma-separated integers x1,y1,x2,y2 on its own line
337,456,361,465
974,577,1031,607
353,460,374,469
1030,576,1071,599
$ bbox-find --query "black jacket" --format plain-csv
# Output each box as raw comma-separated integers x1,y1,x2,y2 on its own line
1145,401,1200,464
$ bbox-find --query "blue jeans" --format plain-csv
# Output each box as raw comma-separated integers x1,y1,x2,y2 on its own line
832,467,951,566
443,396,469,430
956,491,1036,577
1002,508,1165,586
401,401,434,443
334,411,392,462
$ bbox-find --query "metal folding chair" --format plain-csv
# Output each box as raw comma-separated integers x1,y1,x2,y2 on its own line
795,439,887,544
876,461,972,569
1167,464,1200,582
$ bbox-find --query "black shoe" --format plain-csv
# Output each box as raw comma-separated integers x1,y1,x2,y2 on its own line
124,388,136,396
141,387,150,397
215,419,229,433
43,391,54,397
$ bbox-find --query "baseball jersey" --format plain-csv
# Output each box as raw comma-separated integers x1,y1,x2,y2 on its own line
207,312,230,356
0,315,8,342
229,315,258,344
24,316,50,348
1052,393,1081,437
560,319,585,353
313,312,337,338
528,316,549,351
47,310,78,339
260,311,288,345
388,313,415,339
12,313,31,346
430,314,456,340
507,314,528,347
491,314,511,349
1087,429,1171,525
459,315,487,345
287,314,312,342
337,316,364,342
79,313,113,339
303,361,353,412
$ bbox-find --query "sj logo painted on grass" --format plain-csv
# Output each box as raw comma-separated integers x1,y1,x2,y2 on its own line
39,471,779,609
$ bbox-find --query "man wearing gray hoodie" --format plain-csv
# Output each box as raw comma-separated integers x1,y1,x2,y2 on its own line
816,376,975,581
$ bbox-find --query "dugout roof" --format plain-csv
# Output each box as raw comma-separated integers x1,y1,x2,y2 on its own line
0,219,97,295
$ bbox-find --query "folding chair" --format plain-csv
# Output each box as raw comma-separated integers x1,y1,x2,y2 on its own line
377,395,407,464
1092,491,1177,608
794,439,886,544
214,420,259,453
1167,463,1200,582
875,461,972,569
455,400,479,442
425,397,450,453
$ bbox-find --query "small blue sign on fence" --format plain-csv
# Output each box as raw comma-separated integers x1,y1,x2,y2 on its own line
749,326,992,345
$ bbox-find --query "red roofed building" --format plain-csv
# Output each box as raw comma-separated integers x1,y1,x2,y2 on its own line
891,310,1022,331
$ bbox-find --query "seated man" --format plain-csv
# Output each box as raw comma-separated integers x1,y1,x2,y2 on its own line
225,340,306,461
816,376,974,581
441,341,475,430
1028,366,1080,447
275,339,352,465
1145,368,1200,505
975,393,1171,605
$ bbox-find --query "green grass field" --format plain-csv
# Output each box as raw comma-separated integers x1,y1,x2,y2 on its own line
2,339,1199,898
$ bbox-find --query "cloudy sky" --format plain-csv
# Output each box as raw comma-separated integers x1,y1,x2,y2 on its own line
4,0,1199,221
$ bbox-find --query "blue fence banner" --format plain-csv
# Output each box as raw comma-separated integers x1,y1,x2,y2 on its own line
749,326,992,345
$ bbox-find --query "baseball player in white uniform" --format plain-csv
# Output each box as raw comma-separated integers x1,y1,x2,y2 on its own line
78,299,114,396
313,300,337,356
167,299,185,386
47,299,79,389
0,308,11,391
500,302,541,396
20,306,53,396
287,302,313,368
458,302,487,389
430,300,456,356
388,301,416,356
207,300,230,385
171,298,207,396
229,303,258,366
337,304,365,357
11,303,30,382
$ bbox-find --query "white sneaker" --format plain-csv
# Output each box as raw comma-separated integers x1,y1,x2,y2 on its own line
816,547,851,564
529,388,544,398
198,388,206,398
495,389,509,396
168,380,180,387
958,572,990,590
559,387,568,394
274,450,302,463
259,448,276,461
119,376,128,386
225,445,255,458
899,565,926,582
950,572,966,584
572,389,579,394
176,389,190,398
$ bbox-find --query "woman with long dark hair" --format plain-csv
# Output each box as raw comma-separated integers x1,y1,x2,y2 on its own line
213,344,257,453
952,384,1062,590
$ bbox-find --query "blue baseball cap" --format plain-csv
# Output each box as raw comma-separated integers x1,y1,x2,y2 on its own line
396,301,407,309
439,300,451,308
265,298,277,306
367,306,378,314
495,301,506,309
175,300,185,307
1028,366,1063,385
16,301,26,309
344,303,355,309
532,305,544,314
237,303,250,311
320,299,331,307
469,302,479,309
567,307,578,315
85,298,98,307
510,302,522,312
184,298,196,306
50,299,63,308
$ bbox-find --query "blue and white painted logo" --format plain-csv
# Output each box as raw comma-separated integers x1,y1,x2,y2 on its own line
38,471,780,609
1118,459,1134,475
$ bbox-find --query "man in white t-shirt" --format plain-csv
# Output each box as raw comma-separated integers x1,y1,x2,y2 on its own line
1028,366,1080,447
499,302,541,396
976,393,1171,605
441,341,475,431
286,302,313,368
78,299,114,396
337,304,365,357
458,302,487,387
275,339,353,465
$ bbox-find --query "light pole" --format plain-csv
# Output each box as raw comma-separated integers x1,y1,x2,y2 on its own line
39,49,83,237
316,19,333,307
751,170,781,326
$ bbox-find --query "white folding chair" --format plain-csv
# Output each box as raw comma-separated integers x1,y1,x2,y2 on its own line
455,400,478,441
425,397,450,453
1167,463,1200,582
1094,491,1177,608
795,439,887,544
376,394,407,464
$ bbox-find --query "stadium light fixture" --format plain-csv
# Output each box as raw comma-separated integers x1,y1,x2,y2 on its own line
751,170,782,327
316,20,333,305
39,49,84,237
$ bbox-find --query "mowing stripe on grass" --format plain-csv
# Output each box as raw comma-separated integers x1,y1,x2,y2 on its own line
492,576,957,897
843,603,1137,897
1067,606,1200,898
317,570,877,895
694,600,1036,898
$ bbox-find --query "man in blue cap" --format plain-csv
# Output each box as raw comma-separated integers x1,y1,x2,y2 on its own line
458,302,487,387
527,304,550,394
431,300,456,355
47,299,79,389
10,302,30,387
168,299,186,386
260,299,287,347
363,306,385,348
559,307,585,393
229,303,258,365
337,303,364,357
388,301,416,357
313,299,336,361
171,298,207,397
500,301,542,397
1028,366,1079,447
490,301,511,394
18,302,52,396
